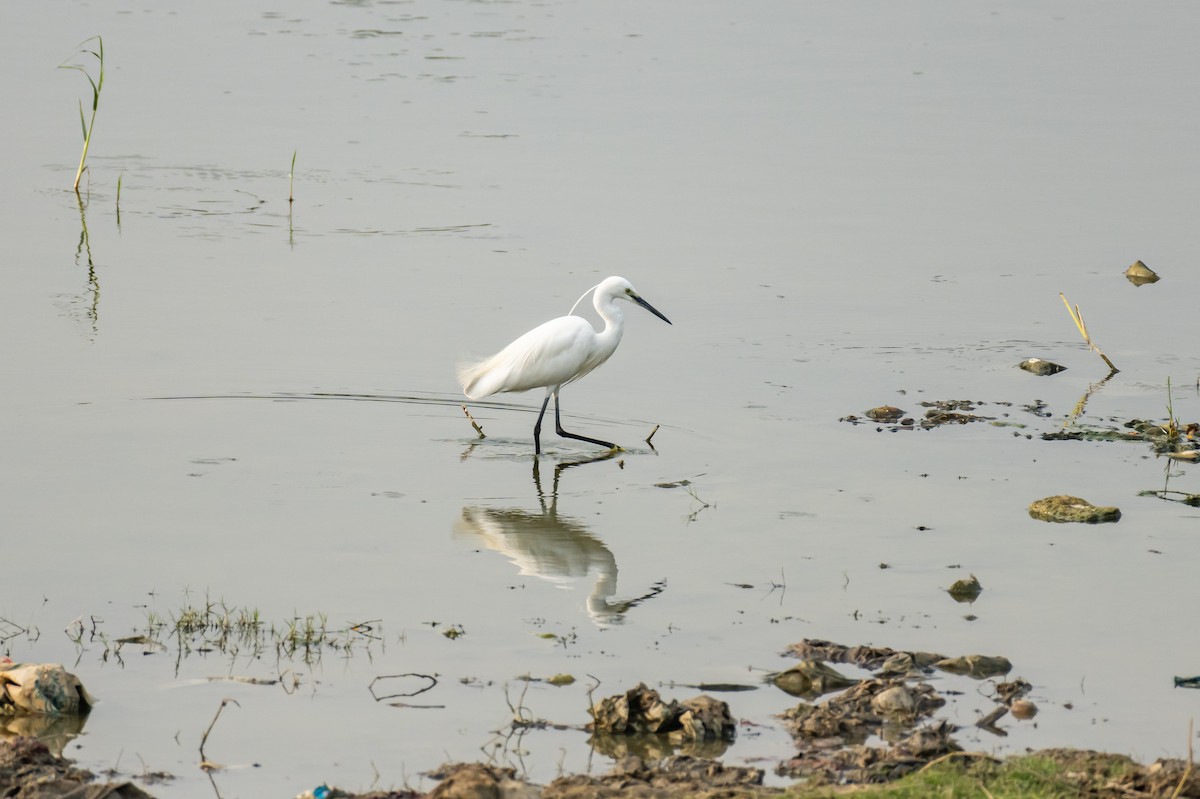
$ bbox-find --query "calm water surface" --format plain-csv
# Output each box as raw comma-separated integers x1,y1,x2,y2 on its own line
2,2,1199,796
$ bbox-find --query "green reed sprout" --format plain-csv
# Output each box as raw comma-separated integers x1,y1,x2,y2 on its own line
59,36,105,194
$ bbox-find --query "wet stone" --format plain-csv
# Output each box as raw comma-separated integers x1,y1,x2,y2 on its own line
1019,358,1067,376
1125,259,1160,286
771,661,858,699
1010,699,1039,719
864,406,905,422
947,574,983,603
1028,495,1121,523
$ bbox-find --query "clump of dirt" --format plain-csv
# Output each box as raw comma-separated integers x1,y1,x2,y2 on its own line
1029,749,1199,798
0,736,153,798
425,763,534,799
585,684,737,762
7,726,1199,799
545,755,770,799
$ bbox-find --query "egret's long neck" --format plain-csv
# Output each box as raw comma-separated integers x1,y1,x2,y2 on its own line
594,294,626,354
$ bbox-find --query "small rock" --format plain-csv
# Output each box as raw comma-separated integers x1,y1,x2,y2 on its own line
1124,259,1160,286
865,406,905,422
947,574,983,603
0,663,94,716
1019,358,1067,376
772,660,858,698
1028,495,1121,524
1011,699,1039,719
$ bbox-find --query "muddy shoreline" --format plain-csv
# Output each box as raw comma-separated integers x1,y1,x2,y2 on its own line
4,738,1197,799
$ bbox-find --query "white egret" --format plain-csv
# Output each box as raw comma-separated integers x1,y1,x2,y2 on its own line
458,276,672,454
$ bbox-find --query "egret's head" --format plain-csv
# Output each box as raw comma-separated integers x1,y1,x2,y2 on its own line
601,276,672,325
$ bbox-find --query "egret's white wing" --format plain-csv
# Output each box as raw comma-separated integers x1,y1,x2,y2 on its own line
458,315,601,399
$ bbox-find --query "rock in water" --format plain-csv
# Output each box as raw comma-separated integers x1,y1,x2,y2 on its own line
1028,495,1121,523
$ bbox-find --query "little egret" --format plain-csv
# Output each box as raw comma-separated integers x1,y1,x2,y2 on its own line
458,276,672,454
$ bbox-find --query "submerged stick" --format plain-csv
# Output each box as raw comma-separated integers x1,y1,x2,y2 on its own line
1059,292,1118,374
198,697,239,770
645,424,660,445
288,150,297,205
461,404,485,438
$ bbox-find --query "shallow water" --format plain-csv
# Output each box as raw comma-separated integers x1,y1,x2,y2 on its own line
3,1,1200,796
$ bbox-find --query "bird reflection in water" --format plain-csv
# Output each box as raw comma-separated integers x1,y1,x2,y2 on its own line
453,453,665,624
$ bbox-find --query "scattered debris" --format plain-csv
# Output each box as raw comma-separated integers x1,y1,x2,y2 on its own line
993,678,1032,704
1124,259,1160,286
920,399,995,425
785,639,944,673
843,400,1011,429
1028,495,1121,524
774,639,1026,781
778,679,956,781
1019,358,1066,376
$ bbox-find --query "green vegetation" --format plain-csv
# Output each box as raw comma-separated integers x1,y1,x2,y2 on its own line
59,36,105,194
789,751,1161,798
139,596,380,665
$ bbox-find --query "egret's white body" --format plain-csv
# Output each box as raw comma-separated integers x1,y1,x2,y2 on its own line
458,276,671,453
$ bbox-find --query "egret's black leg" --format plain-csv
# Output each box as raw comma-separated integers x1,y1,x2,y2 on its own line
533,394,551,454
554,394,615,450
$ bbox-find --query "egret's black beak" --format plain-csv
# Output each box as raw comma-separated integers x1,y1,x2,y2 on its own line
633,295,672,325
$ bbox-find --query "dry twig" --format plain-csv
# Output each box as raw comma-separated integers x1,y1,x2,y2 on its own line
1060,292,1119,374
461,404,485,438
1169,717,1194,799
198,697,239,770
